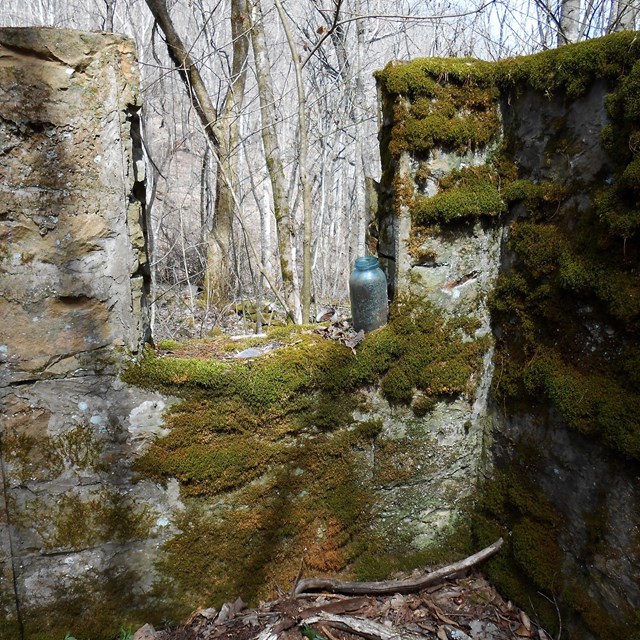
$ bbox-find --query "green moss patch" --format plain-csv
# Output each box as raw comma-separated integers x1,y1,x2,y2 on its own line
472,461,638,639
495,32,640,98
125,299,485,422
1,422,108,486
472,464,568,631
376,57,496,97
124,298,486,606
158,428,376,609
377,33,640,162
524,349,640,459
376,60,500,157
377,32,640,103
491,204,640,460
412,165,507,225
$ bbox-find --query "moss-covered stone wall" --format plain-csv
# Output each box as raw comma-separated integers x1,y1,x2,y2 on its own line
121,298,490,616
376,31,640,640
0,26,499,640
0,28,181,639
3,25,638,640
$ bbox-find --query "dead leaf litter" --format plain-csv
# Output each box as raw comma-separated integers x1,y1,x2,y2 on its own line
137,571,553,640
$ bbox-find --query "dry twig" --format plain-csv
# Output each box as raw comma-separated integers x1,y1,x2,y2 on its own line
303,612,426,639
294,539,504,597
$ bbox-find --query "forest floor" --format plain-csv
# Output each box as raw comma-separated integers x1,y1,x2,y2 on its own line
152,283,348,341
133,568,554,640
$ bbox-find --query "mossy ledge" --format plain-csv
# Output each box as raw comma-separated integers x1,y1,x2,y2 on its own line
376,31,640,231
122,299,487,608
412,165,507,225
376,31,640,104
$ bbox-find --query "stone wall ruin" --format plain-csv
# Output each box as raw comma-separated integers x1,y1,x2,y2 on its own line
0,28,180,639
375,33,640,640
1,25,639,640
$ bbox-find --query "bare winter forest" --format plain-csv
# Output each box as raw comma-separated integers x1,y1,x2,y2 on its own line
1,0,637,336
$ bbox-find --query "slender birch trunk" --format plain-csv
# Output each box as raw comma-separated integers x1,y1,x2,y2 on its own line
249,0,302,323
609,0,638,30
274,0,313,323
559,0,581,43
104,0,116,31
354,1,369,258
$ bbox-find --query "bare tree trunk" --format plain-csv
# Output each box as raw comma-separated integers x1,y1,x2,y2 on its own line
205,0,250,304
145,0,250,306
240,136,269,333
609,0,638,30
274,0,313,323
354,0,368,259
249,0,302,323
144,0,219,148
104,0,116,31
559,0,581,43
200,145,212,231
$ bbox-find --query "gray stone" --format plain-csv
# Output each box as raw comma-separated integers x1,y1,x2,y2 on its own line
0,27,178,637
133,623,157,640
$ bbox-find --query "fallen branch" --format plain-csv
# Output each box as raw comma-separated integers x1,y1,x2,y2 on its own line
298,596,371,619
294,538,503,596
257,624,278,640
273,596,371,634
290,554,306,597
302,613,426,640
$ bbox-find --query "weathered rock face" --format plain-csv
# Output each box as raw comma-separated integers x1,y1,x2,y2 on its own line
376,34,640,640
0,28,150,373
353,385,494,549
485,81,639,640
0,28,179,639
376,70,504,555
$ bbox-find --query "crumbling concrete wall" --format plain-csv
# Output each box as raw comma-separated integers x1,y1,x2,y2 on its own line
0,28,180,639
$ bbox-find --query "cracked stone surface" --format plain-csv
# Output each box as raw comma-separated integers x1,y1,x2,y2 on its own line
0,28,178,638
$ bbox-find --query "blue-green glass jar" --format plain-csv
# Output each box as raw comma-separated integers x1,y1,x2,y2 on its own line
349,256,389,332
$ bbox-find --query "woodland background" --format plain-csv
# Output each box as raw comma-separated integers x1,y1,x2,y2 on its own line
1,0,637,335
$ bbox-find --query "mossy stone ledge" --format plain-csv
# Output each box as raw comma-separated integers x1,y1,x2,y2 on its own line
123,299,487,608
